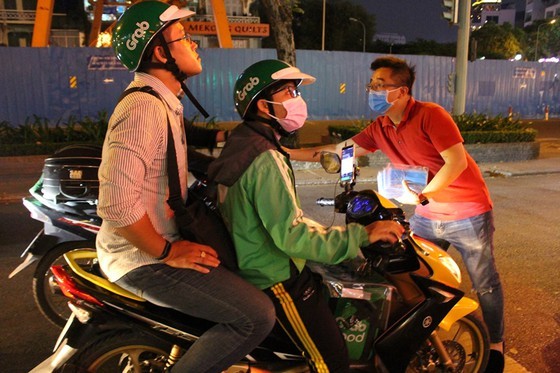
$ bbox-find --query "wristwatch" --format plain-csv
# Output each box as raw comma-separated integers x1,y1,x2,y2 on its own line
418,193,429,206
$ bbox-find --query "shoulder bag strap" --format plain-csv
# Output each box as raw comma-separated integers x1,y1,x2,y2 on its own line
115,85,185,215
165,121,186,214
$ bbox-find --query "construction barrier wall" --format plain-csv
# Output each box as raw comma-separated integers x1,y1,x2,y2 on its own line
2,47,560,125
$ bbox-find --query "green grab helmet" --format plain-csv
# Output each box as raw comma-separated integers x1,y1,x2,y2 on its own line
234,59,316,119
112,1,195,71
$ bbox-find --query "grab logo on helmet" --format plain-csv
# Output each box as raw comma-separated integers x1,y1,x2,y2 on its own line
126,21,150,51
237,77,260,102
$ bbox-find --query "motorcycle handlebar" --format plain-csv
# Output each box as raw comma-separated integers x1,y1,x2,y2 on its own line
316,197,335,206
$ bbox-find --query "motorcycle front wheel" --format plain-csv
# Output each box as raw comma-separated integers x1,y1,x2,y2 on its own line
407,314,490,373
32,241,96,328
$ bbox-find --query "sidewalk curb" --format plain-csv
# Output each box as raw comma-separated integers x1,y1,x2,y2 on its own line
2,162,560,203
2,151,560,202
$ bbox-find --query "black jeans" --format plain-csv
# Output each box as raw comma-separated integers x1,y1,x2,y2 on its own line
265,265,349,373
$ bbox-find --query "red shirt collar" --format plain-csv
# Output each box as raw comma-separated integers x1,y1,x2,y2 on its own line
381,96,416,127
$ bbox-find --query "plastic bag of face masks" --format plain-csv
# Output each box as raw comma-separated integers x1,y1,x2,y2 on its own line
376,163,428,200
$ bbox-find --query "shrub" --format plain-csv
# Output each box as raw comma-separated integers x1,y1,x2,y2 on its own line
328,118,369,142
327,113,537,144
0,113,222,156
188,115,219,129
0,113,108,146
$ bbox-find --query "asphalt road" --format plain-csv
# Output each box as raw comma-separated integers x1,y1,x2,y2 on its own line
1,172,559,372
297,174,560,373
0,203,60,371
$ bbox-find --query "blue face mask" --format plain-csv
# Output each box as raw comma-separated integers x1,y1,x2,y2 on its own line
368,88,399,114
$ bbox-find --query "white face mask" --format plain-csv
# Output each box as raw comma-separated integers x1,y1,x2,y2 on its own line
264,96,308,133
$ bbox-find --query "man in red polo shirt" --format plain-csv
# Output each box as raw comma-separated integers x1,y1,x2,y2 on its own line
289,56,504,373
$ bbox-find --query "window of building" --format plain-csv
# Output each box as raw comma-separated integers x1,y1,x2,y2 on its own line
225,0,243,15
51,29,82,47
22,0,36,10
8,31,31,47
4,0,16,9
233,38,249,48
205,0,243,16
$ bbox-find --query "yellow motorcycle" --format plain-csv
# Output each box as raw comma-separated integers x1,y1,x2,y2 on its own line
32,152,490,373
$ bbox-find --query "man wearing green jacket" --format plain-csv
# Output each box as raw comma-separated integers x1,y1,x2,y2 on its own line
208,59,404,373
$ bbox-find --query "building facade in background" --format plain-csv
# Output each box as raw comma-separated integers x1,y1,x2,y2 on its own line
471,0,516,29
4,1,560,48
186,0,268,49
0,0,267,48
1,0,38,46
0,0,85,47
469,0,560,29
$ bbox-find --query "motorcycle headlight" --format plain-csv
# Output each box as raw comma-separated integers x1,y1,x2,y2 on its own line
438,256,462,284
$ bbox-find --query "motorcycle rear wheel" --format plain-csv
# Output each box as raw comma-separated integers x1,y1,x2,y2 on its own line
406,314,490,373
32,241,96,328
70,329,174,372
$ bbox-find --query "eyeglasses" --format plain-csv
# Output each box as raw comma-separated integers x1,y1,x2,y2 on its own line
167,34,192,45
271,85,301,98
365,82,400,92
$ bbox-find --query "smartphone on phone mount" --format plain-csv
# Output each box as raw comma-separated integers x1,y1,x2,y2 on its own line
340,144,355,188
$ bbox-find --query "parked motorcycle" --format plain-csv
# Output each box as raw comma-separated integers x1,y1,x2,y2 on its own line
32,151,490,373
8,145,101,327
9,144,216,328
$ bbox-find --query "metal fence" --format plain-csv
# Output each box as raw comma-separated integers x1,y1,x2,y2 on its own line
2,47,560,125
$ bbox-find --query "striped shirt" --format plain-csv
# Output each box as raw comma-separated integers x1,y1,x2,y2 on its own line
96,73,188,282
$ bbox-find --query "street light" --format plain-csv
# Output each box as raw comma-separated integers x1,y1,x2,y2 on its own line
321,0,326,51
349,17,366,53
535,19,557,61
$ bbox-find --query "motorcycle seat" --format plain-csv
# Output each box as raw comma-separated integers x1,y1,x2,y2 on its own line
64,250,146,302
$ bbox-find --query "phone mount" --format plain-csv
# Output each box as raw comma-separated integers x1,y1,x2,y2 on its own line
339,164,358,191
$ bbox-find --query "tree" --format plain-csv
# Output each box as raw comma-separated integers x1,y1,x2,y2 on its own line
292,0,375,52
547,24,560,59
529,19,560,60
256,0,299,65
390,39,456,57
471,22,523,60
252,0,375,64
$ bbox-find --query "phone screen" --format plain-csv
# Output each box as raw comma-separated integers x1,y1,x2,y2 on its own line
340,145,355,183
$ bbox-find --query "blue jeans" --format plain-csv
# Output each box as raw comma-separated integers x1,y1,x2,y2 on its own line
410,211,504,343
116,264,275,373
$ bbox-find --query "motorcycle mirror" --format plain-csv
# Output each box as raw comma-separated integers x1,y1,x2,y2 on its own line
320,152,341,174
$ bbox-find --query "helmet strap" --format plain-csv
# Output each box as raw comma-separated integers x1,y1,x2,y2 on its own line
181,81,209,118
157,33,188,82
149,33,209,118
